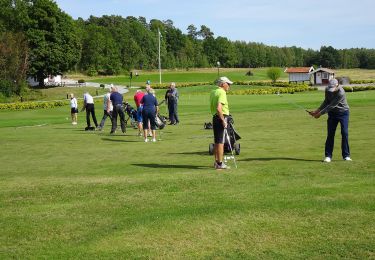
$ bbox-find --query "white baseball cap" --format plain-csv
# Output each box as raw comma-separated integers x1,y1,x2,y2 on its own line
217,76,233,86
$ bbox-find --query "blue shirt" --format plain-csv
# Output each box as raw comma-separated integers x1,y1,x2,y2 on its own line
110,92,123,106
141,94,158,112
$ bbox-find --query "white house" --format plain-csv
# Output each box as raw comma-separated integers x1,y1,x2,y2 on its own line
309,68,335,85
284,66,314,83
27,75,62,87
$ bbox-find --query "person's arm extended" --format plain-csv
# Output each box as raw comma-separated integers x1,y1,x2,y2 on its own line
216,102,227,128
81,97,87,112
319,93,344,115
106,99,112,113
310,92,328,118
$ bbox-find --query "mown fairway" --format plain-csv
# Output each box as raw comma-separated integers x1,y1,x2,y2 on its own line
0,88,374,258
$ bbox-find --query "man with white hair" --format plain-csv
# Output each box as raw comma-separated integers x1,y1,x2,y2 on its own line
210,76,233,170
166,82,179,125
310,78,352,162
82,91,98,130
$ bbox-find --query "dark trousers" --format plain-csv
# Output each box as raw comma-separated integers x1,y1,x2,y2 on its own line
168,101,179,123
99,110,112,128
111,104,126,133
325,110,350,159
85,103,98,127
142,109,156,130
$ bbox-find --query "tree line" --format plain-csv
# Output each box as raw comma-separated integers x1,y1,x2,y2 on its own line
1,0,375,96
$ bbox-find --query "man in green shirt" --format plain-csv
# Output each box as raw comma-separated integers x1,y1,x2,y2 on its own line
210,76,233,170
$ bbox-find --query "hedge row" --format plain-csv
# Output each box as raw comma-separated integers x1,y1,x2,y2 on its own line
343,85,375,92
350,79,375,84
229,86,317,95
0,100,66,110
152,82,211,89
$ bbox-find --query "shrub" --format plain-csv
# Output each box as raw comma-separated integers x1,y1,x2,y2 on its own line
86,68,98,77
78,79,85,84
0,100,66,110
266,67,282,83
228,85,317,95
349,79,375,84
343,85,375,92
246,70,254,76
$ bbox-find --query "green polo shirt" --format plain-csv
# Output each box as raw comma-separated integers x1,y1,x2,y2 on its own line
210,87,229,116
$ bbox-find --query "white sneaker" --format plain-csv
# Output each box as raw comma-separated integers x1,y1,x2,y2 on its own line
215,162,230,170
144,138,148,142
344,157,352,161
323,157,331,163
152,138,156,142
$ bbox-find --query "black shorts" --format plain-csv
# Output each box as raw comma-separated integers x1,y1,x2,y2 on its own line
71,108,78,114
213,115,228,144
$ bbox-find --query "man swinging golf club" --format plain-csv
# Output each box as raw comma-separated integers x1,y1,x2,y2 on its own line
309,78,352,162
210,76,233,170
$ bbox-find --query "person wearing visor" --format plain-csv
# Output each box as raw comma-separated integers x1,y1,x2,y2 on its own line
309,78,352,162
210,76,233,170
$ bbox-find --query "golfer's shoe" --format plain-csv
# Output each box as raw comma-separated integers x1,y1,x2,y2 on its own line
323,157,331,163
144,138,148,142
344,157,352,161
215,162,230,170
152,138,156,142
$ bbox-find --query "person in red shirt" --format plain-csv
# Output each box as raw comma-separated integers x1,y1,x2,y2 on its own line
134,90,145,136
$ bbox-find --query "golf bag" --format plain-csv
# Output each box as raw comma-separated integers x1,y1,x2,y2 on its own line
123,102,138,129
204,122,213,129
209,115,241,155
155,114,167,129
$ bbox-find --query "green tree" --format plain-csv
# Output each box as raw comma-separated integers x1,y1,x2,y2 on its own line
318,46,340,68
22,0,81,86
267,67,282,83
0,31,28,96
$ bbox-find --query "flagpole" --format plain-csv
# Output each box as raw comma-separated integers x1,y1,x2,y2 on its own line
158,28,161,84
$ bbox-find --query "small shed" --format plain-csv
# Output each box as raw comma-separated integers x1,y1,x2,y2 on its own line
309,68,335,85
284,66,314,83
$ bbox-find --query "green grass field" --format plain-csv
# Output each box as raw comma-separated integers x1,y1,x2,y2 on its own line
66,67,375,87
1,87,375,258
79,68,286,86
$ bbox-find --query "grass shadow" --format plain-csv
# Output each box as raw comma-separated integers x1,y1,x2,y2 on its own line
101,137,139,143
169,151,209,156
132,163,210,170
238,157,321,162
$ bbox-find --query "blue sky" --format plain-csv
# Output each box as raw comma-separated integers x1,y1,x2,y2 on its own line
54,0,375,50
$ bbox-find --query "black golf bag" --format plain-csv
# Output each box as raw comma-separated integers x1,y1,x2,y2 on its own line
123,102,138,129
209,115,241,155
155,114,167,129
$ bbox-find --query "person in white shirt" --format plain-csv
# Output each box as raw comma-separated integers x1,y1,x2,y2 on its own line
69,93,78,125
81,91,98,129
97,86,114,131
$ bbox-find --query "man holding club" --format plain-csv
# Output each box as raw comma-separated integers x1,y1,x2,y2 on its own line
309,78,352,163
210,76,233,170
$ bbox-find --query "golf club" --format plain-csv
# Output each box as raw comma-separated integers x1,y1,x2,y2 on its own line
223,128,238,169
277,91,311,113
